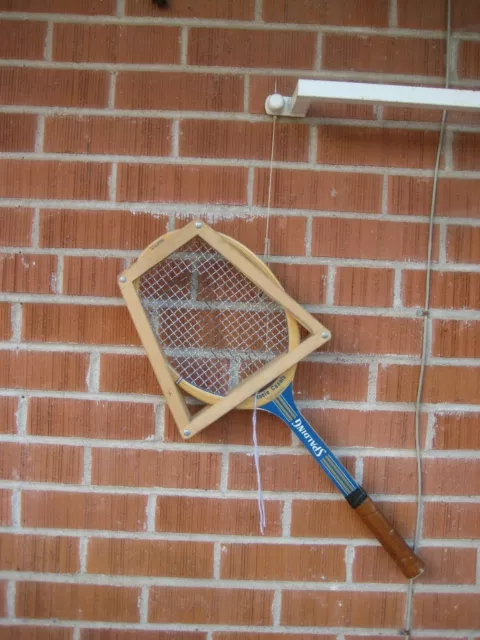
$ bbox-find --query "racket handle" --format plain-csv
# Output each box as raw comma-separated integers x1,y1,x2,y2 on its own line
352,491,424,579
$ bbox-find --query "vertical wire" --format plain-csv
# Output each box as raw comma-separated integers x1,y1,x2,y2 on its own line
403,0,451,635
264,115,277,261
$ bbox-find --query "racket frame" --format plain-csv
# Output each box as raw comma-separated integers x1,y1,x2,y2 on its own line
119,220,331,439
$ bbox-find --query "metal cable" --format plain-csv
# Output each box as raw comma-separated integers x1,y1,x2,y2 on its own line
403,0,451,635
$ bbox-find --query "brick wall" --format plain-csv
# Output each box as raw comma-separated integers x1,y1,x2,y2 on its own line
0,0,479,637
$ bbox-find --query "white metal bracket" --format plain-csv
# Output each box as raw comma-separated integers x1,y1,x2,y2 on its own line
265,79,480,117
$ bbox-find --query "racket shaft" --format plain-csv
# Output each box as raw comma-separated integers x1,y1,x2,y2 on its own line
262,384,424,579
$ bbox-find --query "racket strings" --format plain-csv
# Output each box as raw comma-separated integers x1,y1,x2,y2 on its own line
137,237,289,397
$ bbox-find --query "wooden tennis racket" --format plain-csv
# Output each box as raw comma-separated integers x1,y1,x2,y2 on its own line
119,221,424,579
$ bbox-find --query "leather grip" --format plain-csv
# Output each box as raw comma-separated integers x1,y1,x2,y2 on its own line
355,496,424,579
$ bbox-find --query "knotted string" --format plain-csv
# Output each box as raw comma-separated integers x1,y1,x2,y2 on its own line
251,106,277,534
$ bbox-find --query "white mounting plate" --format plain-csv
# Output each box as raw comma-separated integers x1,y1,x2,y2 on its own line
265,79,480,117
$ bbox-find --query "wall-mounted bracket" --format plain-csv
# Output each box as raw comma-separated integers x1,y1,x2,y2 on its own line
265,79,480,118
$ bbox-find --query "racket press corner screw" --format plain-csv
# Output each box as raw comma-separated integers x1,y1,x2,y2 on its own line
322,331,330,339
195,222,203,229
119,276,127,283
183,429,191,437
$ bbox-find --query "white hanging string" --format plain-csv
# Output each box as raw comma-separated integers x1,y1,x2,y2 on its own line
252,109,277,535
252,393,266,534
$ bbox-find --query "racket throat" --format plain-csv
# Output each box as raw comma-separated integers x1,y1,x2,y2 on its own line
260,384,360,498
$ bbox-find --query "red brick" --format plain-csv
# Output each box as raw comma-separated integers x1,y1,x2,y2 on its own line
0,396,16,434
0,253,56,294
0,208,33,246
28,397,155,440
0,533,79,573
126,0,253,19
0,490,11,526
0,114,36,151
91,448,221,489
292,499,415,538
0,628,72,640
0,303,11,341
188,28,315,70
149,586,273,625
362,457,417,495
402,270,480,310
398,0,480,31
423,502,480,538
0,442,82,483
335,267,394,307
364,457,480,496
0,160,109,200
16,582,140,622
44,116,171,156
0,20,46,59
22,491,147,531
271,264,327,304
323,35,445,76
249,75,376,119
377,364,480,404
0,351,88,391
318,126,439,169
100,354,161,395
414,593,480,629
53,24,180,63
180,120,308,163
453,132,480,171
322,314,422,356
214,635,334,640
174,214,306,256
82,633,203,640
295,361,369,401
384,106,445,123
229,452,356,493
263,0,388,26
157,495,282,536
458,40,480,79
254,169,383,213
63,257,124,297
441,107,480,126
446,225,480,263
312,218,435,261
0,585,6,617
430,412,480,450
353,546,476,584
282,590,405,627
88,538,213,578
302,408,419,449
221,543,346,581
433,319,480,358
0,0,116,14
117,164,247,205
39,209,167,250
23,304,140,345
164,406,292,447
116,72,243,112
389,175,480,217
0,68,108,107
424,459,480,495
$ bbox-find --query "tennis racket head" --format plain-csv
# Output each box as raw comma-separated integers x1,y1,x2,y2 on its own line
119,220,330,437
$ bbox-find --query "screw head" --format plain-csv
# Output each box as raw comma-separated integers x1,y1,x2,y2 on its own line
119,276,127,283
321,331,330,339
195,221,202,229
183,429,191,437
